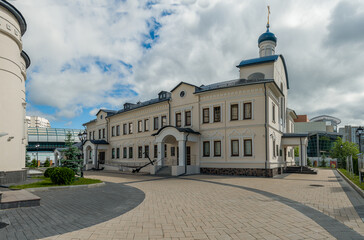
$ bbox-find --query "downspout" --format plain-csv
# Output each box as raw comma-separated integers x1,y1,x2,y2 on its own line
264,83,268,177
168,99,171,125
300,137,302,172
185,132,190,174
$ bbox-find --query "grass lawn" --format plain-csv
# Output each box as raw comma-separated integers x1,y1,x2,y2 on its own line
338,168,364,191
10,177,102,190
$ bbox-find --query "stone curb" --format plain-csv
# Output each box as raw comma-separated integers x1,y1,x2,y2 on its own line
25,182,105,192
336,169,364,198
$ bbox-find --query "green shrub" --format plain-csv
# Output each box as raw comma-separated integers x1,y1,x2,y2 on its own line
307,158,312,167
50,167,75,185
44,167,56,178
44,159,50,167
30,159,38,168
320,159,327,167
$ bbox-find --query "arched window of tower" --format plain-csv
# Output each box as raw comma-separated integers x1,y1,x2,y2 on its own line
247,72,265,81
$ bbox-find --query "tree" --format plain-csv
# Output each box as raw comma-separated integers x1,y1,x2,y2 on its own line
331,137,359,169
294,147,299,157
61,132,82,175
25,154,31,167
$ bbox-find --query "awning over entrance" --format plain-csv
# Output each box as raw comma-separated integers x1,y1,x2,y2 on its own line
152,125,200,137
83,140,109,169
282,133,308,166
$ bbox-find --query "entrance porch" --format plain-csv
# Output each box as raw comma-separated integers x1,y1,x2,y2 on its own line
83,140,109,170
151,126,200,176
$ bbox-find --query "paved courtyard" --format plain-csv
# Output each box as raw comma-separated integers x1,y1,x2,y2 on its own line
1,169,364,240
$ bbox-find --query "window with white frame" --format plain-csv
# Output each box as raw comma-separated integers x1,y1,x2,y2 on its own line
112,148,115,159
214,106,221,122
123,124,127,135
129,122,133,134
175,112,181,127
203,108,209,123
214,141,221,157
116,125,120,136
161,115,167,127
116,148,120,158
112,126,115,137
272,103,276,123
138,120,142,133
144,145,149,158
154,117,159,130
231,104,238,121
243,102,252,120
123,147,127,158
244,139,252,156
144,119,149,131
185,111,191,126
203,141,210,157
231,140,239,156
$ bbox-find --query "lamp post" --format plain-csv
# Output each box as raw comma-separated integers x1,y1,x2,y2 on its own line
35,144,40,167
356,127,363,153
78,130,87,177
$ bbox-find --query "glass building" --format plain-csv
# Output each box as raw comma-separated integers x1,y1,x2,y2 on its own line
307,132,342,157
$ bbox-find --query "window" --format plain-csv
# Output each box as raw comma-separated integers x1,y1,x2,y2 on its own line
123,124,127,135
171,147,175,157
175,113,181,127
231,104,238,121
272,104,276,122
112,126,115,137
154,145,158,158
231,140,239,156
116,125,120,136
164,144,167,157
214,141,221,157
144,119,149,132
243,102,252,120
112,148,115,159
116,148,120,158
89,132,92,140
154,117,159,130
138,120,142,133
213,106,221,122
276,145,279,157
244,139,252,156
129,147,133,158
203,108,210,123
161,116,167,127
138,146,142,158
123,147,127,158
144,145,149,158
185,111,191,126
248,72,265,80
273,140,276,157
203,141,210,157
129,122,133,134
279,148,282,157
93,131,95,140
103,128,105,138
99,129,101,139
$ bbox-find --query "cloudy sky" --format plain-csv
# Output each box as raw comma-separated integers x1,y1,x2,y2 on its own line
13,0,364,129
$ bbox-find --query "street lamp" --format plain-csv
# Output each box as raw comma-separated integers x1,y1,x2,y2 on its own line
356,127,363,153
35,144,40,166
78,130,87,177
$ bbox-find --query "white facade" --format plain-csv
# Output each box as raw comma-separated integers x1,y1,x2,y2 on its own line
83,25,307,177
0,0,30,183
26,116,51,128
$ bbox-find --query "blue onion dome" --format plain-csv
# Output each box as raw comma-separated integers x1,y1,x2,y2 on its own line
258,26,277,44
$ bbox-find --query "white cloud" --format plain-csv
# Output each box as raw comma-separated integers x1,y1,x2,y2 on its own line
14,0,364,127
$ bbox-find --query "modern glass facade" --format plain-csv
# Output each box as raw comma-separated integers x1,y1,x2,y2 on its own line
307,132,342,157
27,127,82,151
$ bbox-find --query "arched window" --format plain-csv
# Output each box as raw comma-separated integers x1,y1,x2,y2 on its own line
247,72,265,81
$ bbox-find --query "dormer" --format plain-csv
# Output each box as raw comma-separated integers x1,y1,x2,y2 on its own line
158,91,171,100
124,102,136,110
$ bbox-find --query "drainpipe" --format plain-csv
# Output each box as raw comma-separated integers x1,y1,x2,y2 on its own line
168,99,171,125
264,83,268,177
300,137,303,172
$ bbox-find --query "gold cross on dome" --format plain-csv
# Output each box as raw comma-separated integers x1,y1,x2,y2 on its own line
267,5,271,26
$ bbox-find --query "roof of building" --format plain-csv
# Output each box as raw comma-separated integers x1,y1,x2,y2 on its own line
258,28,277,44
170,82,199,92
282,133,309,138
21,51,31,68
310,115,341,125
0,0,27,35
152,125,201,136
88,140,109,145
96,109,117,116
236,54,289,89
195,78,275,94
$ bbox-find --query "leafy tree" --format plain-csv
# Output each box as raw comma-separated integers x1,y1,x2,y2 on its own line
294,147,299,157
60,132,81,175
44,159,50,167
331,137,359,169
25,154,31,167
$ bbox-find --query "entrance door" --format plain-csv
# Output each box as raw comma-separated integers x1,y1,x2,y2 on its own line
99,152,105,164
186,146,191,165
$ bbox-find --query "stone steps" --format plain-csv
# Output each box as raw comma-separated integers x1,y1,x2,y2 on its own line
0,190,40,209
156,166,171,176
284,166,317,174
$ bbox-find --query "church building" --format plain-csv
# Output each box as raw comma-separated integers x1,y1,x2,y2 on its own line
83,20,308,177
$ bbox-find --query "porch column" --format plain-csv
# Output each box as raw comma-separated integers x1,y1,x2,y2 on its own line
83,148,87,165
92,147,97,167
157,142,164,166
178,140,185,166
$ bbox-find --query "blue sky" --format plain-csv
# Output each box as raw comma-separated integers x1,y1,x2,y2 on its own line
14,0,364,129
